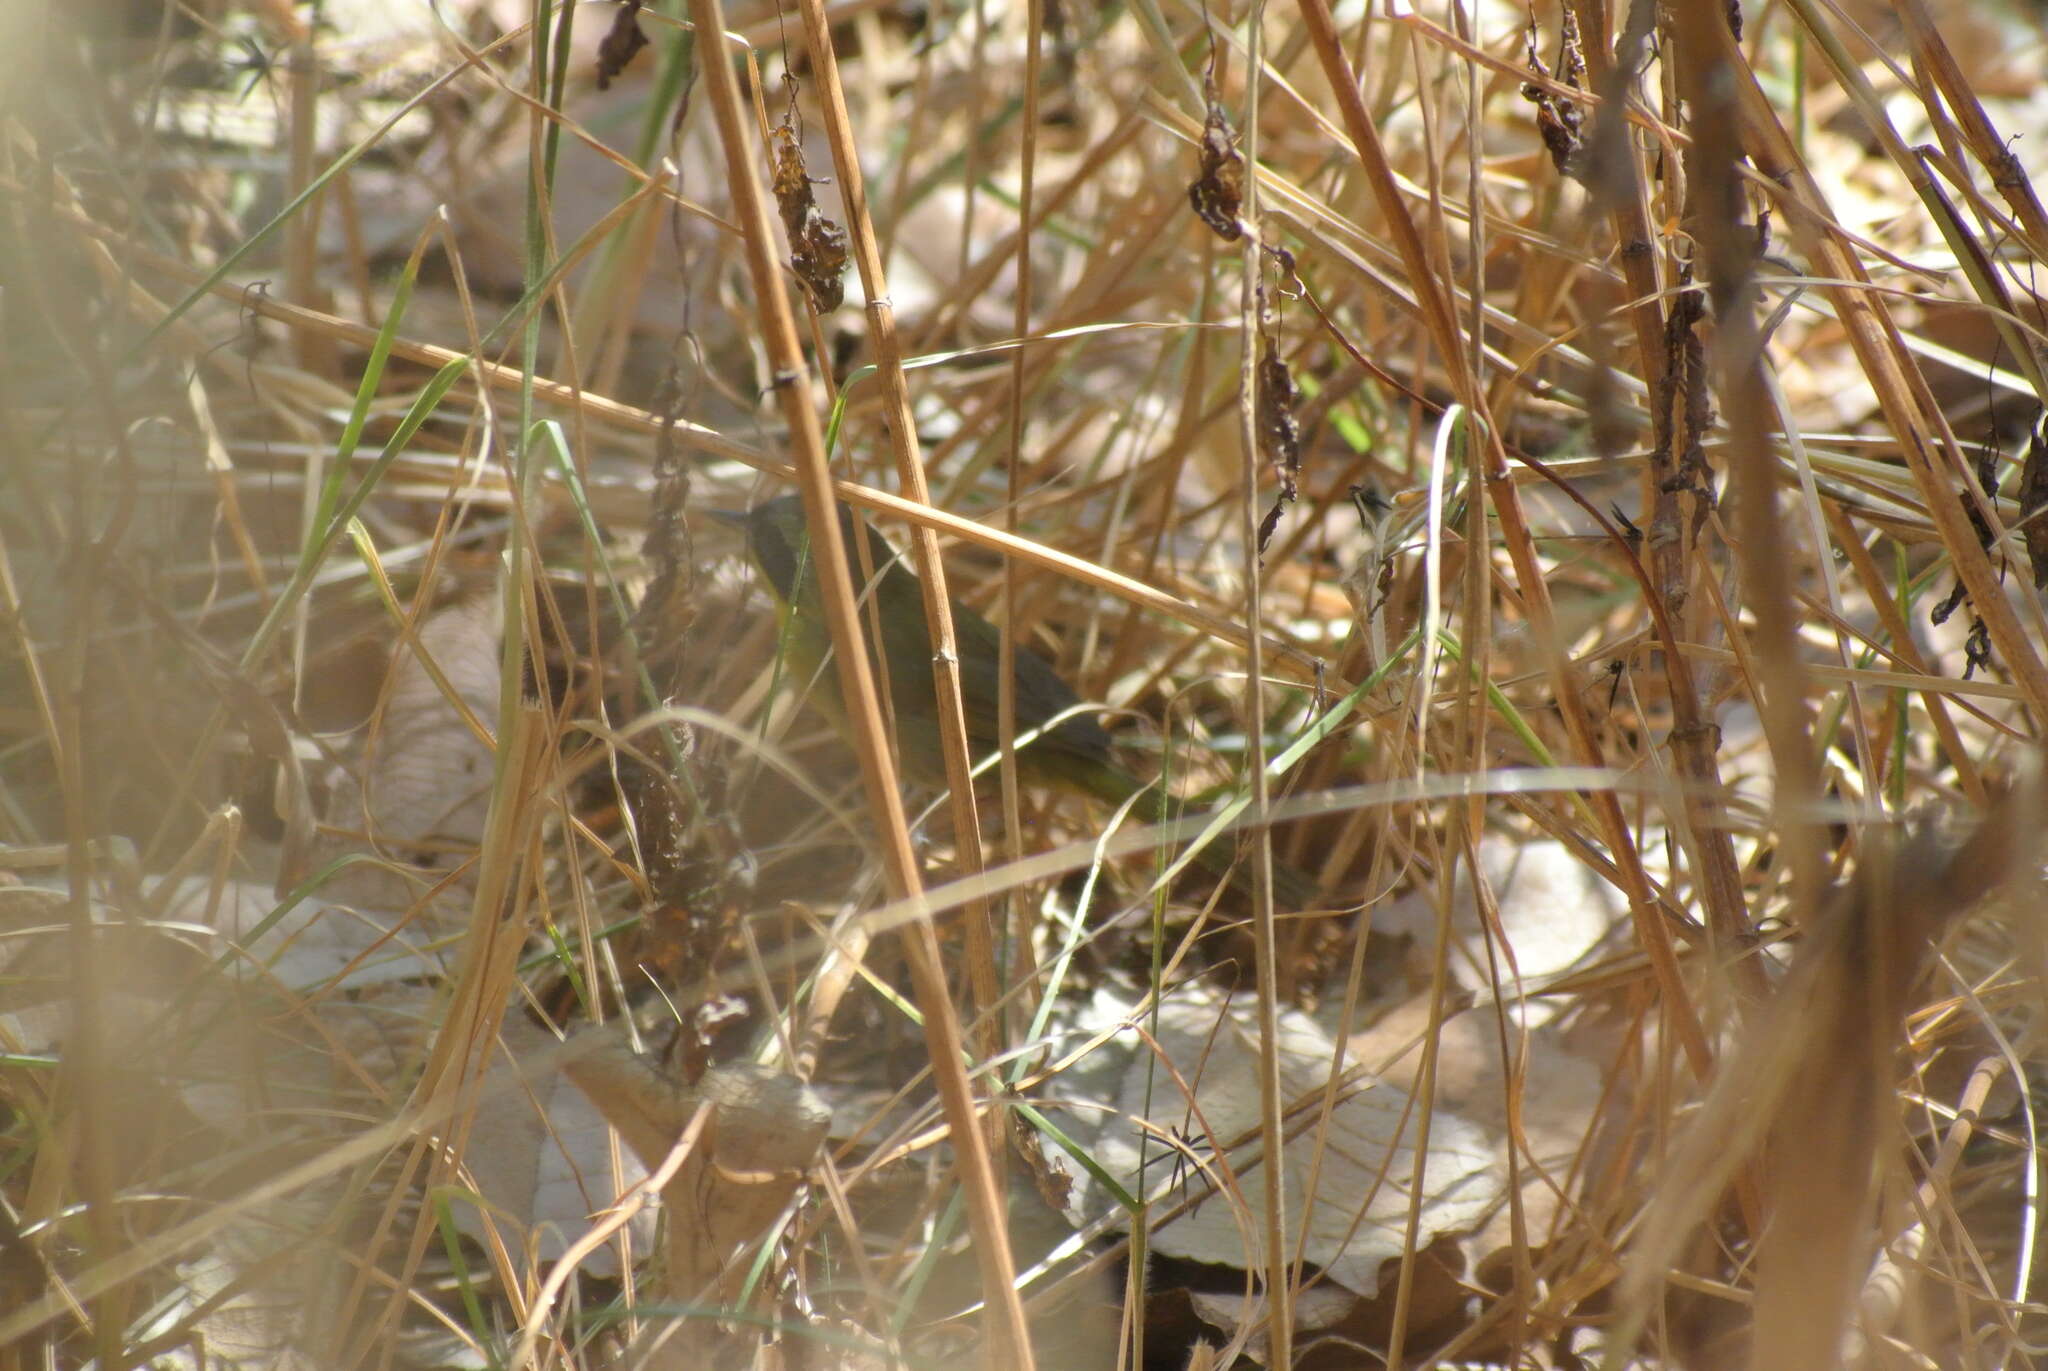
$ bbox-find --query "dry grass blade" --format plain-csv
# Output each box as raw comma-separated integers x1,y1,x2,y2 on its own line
7,0,2048,1367
1609,778,2035,1369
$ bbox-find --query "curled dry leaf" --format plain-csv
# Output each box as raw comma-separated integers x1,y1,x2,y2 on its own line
564,1030,832,1297
632,374,696,655
1931,437,2002,677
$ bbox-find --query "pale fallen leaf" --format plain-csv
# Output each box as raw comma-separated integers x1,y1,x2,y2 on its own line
157,872,456,990
1372,836,1627,1024
455,1018,655,1279
303,991,659,1281
1051,983,1498,1298
314,592,501,921
1342,992,1603,1268
136,1247,334,1371
0,898,334,1125
1186,1284,1358,1364
0,889,352,1369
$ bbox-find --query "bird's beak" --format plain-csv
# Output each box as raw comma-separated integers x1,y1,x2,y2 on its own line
703,507,749,528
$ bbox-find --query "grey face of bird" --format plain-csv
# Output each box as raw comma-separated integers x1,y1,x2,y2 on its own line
716,497,898,609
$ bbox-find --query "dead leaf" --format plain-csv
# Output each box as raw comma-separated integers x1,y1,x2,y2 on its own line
1343,994,1602,1266
1254,314,1300,559
350,592,502,868
455,1019,656,1279
1051,983,1499,1298
1370,836,1627,1023
565,1031,831,1297
1186,1284,1358,1364
159,873,455,990
1521,10,1588,180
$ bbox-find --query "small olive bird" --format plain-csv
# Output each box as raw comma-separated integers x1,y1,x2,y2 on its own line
716,496,1318,905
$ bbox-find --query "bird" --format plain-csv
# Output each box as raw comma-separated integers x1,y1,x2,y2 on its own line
714,495,1320,907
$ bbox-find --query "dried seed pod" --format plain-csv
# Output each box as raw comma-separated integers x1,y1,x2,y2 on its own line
1188,81,1245,242
1521,11,1586,180
632,378,695,654
2021,417,2048,589
770,118,848,312
595,0,649,90
1932,417,2006,672
1255,334,1301,556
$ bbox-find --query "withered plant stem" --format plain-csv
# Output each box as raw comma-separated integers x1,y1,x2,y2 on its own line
1296,0,1717,1097
1572,0,1758,977
1735,4,2048,718
1671,7,1830,929
1231,18,1293,1369
792,0,1009,1173
679,4,1034,1366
